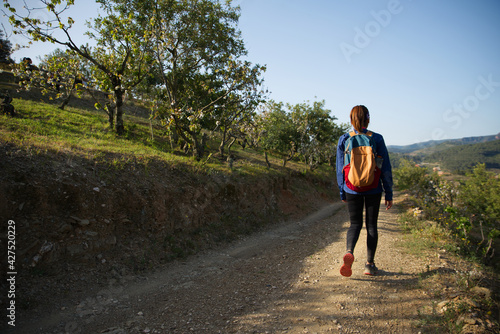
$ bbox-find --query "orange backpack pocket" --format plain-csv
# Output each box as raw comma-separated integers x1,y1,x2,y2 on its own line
348,146,376,187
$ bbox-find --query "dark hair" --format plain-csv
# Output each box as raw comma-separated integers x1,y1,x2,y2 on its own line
350,105,370,133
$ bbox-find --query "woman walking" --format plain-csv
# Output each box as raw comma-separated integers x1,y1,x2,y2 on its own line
336,105,393,276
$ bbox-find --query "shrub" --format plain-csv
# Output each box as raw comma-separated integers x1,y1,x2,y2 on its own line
455,164,500,261
395,160,500,267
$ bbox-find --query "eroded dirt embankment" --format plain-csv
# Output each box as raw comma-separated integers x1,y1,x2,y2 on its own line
0,143,335,322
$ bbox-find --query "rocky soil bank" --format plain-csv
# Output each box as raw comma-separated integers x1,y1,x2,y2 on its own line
0,141,334,330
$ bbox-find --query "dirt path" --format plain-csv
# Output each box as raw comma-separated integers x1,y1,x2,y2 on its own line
12,195,435,334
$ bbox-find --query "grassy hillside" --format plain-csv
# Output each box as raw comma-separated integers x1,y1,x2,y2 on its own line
0,98,214,173
389,135,500,174
0,94,339,200
423,140,500,173
1,94,337,178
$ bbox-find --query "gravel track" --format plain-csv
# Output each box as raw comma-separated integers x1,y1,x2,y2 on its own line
11,196,435,334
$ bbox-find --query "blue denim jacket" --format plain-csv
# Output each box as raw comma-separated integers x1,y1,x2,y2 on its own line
336,128,393,201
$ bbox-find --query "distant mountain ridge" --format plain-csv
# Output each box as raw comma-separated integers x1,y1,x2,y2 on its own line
388,134,500,173
388,134,499,154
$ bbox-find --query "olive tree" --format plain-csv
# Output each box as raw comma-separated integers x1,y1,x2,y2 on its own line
0,29,13,63
13,48,89,110
255,100,345,169
210,60,266,159
289,100,346,169
256,101,299,167
4,0,153,133
142,0,265,160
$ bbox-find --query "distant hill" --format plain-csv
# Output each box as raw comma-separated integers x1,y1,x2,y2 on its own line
424,139,500,173
388,134,500,173
388,134,499,154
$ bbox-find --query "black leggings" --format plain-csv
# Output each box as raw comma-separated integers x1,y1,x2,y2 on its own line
345,192,382,263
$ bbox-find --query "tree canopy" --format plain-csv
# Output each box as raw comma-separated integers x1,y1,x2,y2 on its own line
3,0,346,165
4,0,266,152
255,100,346,168
144,0,266,159
0,30,13,63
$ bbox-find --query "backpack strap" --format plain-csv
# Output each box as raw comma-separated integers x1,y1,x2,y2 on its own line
345,130,374,156
345,132,356,153
365,131,377,155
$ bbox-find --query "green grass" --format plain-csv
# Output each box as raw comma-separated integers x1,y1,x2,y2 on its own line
1,98,247,177
1,97,338,186
397,211,453,255
2,99,172,159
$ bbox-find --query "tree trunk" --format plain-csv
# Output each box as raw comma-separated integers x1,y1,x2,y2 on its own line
219,128,228,159
192,133,206,161
239,138,247,149
169,128,179,150
328,156,335,167
58,92,72,110
149,118,154,141
264,152,271,169
114,88,125,135
59,78,78,110
227,137,237,156
201,133,207,157
106,103,115,129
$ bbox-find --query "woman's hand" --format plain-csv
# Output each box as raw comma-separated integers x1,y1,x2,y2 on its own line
385,200,393,210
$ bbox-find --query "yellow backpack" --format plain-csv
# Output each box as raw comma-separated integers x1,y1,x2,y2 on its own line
343,131,382,191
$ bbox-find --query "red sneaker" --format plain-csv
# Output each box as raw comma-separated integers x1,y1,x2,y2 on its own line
340,252,354,277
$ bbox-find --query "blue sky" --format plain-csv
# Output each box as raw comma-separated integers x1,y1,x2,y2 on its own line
3,0,500,145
